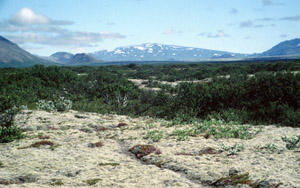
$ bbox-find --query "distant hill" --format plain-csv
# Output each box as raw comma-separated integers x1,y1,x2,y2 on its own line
71,53,99,64
49,52,100,65
0,36,53,68
261,38,300,56
90,43,247,61
49,52,73,64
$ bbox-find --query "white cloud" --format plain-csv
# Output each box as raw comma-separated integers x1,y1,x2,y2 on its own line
207,30,229,38
198,30,229,38
239,20,275,28
11,7,51,25
162,27,183,35
0,7,125,49
5,31,125,47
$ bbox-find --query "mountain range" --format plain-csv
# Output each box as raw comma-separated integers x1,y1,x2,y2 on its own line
0,35,300,67
90,43,248,61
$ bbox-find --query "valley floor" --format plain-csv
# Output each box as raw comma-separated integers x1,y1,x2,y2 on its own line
0,110,299,187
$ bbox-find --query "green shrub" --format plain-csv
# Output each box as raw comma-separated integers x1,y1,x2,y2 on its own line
1,62,300,128
221,143,245,155
171,129,196,141
279,107,300,127
144,130,163,142
37,97,72,112
54,97,72,112
37,100,56,112
255,144,282,154
0,107,24,143
281,135,300,150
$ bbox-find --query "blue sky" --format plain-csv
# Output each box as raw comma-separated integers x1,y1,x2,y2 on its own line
0,0,299,56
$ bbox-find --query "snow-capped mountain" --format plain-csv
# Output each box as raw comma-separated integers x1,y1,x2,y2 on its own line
91,43,247,61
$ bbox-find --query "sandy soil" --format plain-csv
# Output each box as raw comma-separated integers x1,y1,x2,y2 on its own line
0,110,299,187
128,79,211,91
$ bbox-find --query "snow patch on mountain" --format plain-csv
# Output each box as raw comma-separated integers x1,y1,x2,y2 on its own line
114,49,124,54
91,43,247,61
134,46,146,51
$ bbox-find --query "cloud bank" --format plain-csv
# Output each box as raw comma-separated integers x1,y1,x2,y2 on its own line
198,30,230,38
0,8,125,48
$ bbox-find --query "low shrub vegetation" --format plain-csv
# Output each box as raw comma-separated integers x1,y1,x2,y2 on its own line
144,130,163,142
0,60,299,143
170,119,260,141
0,106,24,143
254,144,283,154
221,143,245,155
281,135,300,150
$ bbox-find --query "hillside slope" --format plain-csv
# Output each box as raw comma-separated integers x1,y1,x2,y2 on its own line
50,52,100,65
261,38,300,56
0,36,53,67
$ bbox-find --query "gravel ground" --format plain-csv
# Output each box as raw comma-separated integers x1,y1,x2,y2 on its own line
0,110,299,187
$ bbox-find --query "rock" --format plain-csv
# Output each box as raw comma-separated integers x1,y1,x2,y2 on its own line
117,122,127,128
14,173,39,183
88,124,109,131
88,142,103,148
129,144,161,159
229,168,239,176
64,170,81,177
79,128,93,133
74,114,88,119
198,147,221,155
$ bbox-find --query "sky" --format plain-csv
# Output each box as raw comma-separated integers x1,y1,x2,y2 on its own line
0,0,299,56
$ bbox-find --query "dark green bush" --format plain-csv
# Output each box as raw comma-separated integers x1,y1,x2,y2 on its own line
0,62,299,128
0,107,24,143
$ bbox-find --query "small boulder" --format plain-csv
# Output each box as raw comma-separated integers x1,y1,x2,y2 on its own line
117,122,127,128
129,144,161,159
88,141,103,148
74,114,88,119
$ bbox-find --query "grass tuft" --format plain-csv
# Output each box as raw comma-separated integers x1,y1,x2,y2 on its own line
221,143,245,155
144,130,163,142
85,178,102,186
98,162,119,166
50,179,64,186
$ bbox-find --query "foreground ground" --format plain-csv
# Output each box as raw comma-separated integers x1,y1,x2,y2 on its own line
0,110,299,187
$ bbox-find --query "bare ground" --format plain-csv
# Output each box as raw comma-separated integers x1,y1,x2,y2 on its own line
0,110,299,187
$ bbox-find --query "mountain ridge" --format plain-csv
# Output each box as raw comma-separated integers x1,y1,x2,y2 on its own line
0,36,53,67
50,52,100,64
261,38,300,57
90,43,248,61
